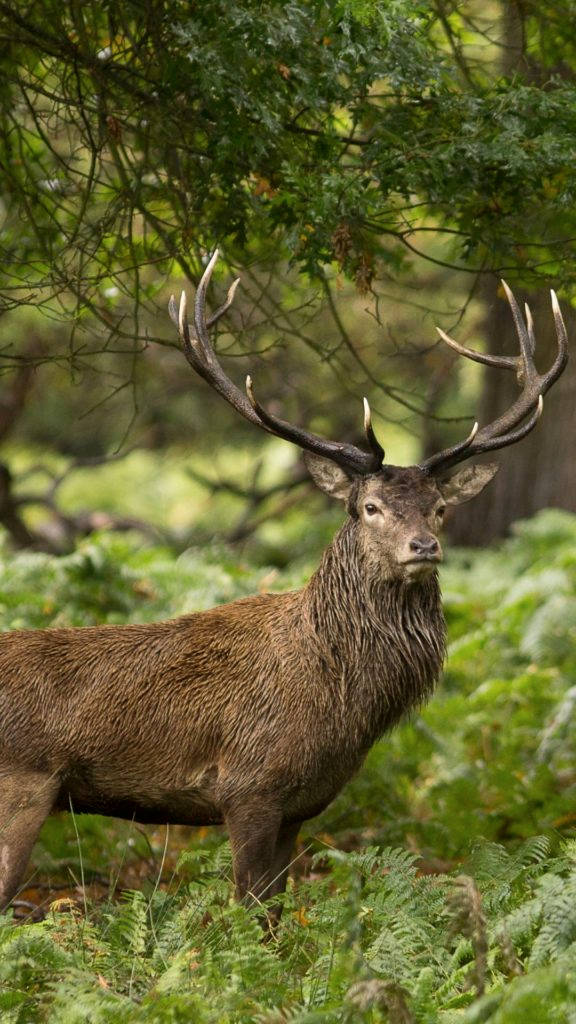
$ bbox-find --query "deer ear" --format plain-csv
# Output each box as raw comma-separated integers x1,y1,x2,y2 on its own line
438,463,499,506
303,452,354,500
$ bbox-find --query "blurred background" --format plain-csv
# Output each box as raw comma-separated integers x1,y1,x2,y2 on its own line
0,0,575,564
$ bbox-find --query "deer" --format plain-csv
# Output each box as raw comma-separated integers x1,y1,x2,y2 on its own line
0,251,568,928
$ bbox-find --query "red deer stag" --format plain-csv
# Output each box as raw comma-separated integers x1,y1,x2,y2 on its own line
0,253,568,925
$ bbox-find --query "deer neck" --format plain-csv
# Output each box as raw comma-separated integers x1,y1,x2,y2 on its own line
302,519,446,733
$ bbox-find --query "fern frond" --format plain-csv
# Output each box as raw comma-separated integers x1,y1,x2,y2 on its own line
529,874,576,968
347,978,414,1021
446,876,487,997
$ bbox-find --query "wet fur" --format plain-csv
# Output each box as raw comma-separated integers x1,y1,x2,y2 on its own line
0,507,445,917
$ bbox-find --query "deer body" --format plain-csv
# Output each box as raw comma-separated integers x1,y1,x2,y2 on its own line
0,252,567,922
0,510,445,912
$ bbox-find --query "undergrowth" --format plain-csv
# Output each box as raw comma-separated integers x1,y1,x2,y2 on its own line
2,509,576,1021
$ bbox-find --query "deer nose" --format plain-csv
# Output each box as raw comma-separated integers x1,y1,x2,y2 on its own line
409,534,439,557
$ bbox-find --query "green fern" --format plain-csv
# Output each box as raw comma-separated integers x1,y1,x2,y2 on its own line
528,872,576,968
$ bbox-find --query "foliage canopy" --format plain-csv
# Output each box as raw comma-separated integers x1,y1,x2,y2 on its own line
2,0,576,347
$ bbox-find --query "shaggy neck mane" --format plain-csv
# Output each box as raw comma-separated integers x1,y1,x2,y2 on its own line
302,518,446,738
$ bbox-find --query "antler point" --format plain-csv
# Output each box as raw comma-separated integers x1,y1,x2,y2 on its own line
200,250,220,290
245,374,257,409
178,291,187,336
435,326,459,350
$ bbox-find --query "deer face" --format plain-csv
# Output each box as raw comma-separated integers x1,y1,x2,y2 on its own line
304,454,498,582
355,468,445,581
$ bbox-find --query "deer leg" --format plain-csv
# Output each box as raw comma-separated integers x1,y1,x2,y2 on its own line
266,820,300,931
225,804,300,935
0,769,59,911
225,802,281,906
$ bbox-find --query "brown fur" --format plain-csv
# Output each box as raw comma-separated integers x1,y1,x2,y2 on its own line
0,462,491,920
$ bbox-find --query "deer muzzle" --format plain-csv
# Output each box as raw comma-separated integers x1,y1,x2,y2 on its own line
401,534,442,576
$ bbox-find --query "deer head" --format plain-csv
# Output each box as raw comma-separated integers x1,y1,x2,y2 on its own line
169,252,568,581
301,456,498,582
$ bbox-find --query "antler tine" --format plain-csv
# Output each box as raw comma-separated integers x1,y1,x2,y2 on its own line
436,326,516,371
168,293,179,328
207,277,241,327
178,289,187,338
524,302,536,356
501,280,537,378
421,286,568,476
170,250,384,477
421,421,479,474
169,289,205,367
245,376,382,475
435,279,541,381
363,397,385,464
545,290,569,387
192,250,220,364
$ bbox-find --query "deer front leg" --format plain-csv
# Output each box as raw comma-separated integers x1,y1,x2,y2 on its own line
225,801,283,908
225,803,300,936
0,768,59,911
266,820,300,932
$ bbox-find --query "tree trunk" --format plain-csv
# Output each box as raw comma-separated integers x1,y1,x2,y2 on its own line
447,281,576,545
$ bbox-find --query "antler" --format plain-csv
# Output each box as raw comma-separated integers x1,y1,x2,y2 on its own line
420,282,568,475
169,250,384,475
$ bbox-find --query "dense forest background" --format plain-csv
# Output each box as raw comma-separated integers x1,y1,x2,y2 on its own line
0,0,576,551
2,1,576,1021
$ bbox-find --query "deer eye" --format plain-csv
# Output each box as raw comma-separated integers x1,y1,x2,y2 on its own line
436,505,446,519
365,503,379,516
